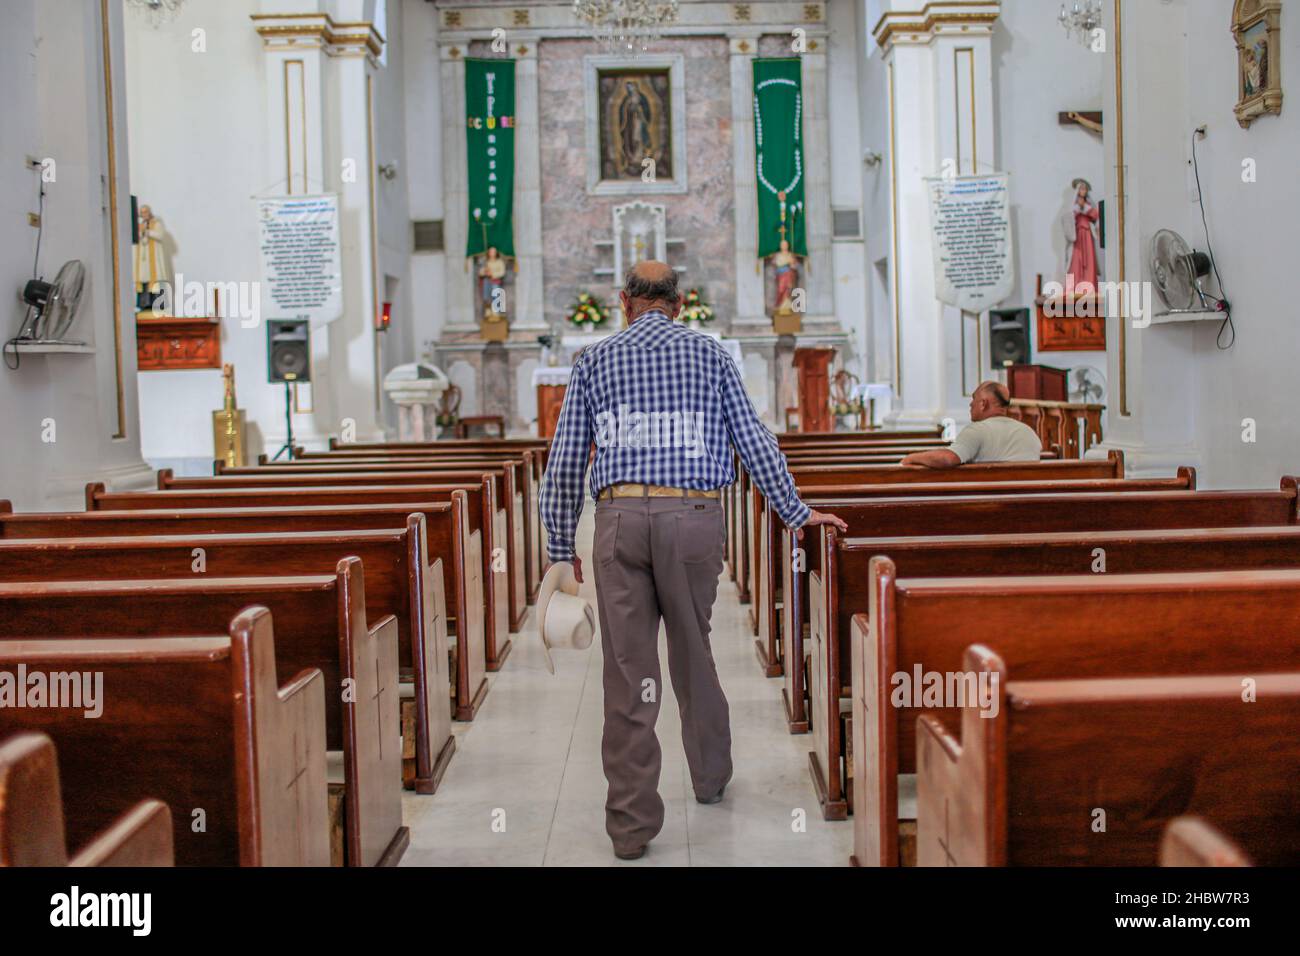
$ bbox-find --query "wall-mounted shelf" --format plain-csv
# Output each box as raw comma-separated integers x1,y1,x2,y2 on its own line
1149,310,1223,326
6,340,94,355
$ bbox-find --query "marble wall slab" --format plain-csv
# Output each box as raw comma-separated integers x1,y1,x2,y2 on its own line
538,36,736,331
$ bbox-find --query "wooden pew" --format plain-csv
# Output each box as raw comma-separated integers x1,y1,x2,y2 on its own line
0,561,406,867
0,608,330,866
735,452,1125,606
186,463,529,631
0,733,173,867
0,516,454,794
0,497,487,724
774,475,1197,729
858,564,1300,865
745,449,1130,670
916,645,1300,866
758,471,1196,689
246,453,543,604
810,483,1300,821
85,480,512,674
1160,817,1256,867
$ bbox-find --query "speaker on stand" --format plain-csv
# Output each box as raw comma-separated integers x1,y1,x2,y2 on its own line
266,319,311,461
989,308,1029,370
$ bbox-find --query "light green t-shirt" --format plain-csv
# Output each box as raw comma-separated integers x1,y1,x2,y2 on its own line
949,416,1043,464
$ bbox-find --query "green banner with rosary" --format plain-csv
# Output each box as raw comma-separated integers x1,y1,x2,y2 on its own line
465,58,516,258
753,58,807,259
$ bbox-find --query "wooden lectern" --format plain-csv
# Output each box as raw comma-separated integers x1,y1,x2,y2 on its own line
537,384,566,438
792,347,835,434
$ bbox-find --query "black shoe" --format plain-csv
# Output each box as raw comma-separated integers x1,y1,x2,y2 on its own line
696,784,726,805
614,845,647,860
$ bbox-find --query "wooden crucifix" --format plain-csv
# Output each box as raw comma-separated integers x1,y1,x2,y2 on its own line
1058,111,1103,135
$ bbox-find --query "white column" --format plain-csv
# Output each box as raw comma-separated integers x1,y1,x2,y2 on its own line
801,41,834,319
728,33,767,329
1096,0,1203,475
330,51,385,437
872,3,1000,427
253,9,386,443
440,42,476,332
512,36,547,330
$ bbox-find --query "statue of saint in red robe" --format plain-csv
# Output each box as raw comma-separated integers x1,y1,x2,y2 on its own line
1062,178,1100,297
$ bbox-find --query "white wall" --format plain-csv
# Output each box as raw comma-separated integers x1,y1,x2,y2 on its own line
0,0,151,509
827,0,868,376
125,0,273,463
127,0,411,461
1111,0,1297,487
855,0,895,390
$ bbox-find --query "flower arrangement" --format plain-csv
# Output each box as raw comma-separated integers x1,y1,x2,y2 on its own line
679,288,715,325
567,291,609,329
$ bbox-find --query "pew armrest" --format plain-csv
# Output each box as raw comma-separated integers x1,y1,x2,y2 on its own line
69,800,174,868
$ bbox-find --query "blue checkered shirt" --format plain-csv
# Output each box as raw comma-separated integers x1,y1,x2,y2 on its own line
539,311,810,562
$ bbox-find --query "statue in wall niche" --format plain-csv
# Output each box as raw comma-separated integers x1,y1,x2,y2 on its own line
133,203,173,313
769,239,802,316
1060,178,1100,298
477,246,509,320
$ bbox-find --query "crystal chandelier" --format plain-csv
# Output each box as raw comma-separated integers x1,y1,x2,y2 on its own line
126,0,185,28
572,1,681,55
1057,1,1103,45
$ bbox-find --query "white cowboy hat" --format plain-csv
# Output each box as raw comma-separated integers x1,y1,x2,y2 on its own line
536,561,595,674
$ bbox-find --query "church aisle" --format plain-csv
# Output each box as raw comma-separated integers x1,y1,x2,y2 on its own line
400,510,852,866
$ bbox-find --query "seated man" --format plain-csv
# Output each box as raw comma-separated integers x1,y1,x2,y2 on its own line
900,381,1042,469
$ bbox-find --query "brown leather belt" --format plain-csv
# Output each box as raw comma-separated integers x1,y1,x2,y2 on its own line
599,483,720,500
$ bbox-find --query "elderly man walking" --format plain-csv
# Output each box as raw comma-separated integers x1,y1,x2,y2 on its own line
539,261,845,860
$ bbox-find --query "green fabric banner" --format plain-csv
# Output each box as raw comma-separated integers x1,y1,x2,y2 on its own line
753,58,807,259
465,58,516,258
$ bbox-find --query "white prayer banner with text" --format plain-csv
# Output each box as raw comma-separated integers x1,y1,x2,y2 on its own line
257,194,343,327
926,174,1014,313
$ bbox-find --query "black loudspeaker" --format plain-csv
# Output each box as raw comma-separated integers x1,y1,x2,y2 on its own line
989,308,1029,369
267,319,311,383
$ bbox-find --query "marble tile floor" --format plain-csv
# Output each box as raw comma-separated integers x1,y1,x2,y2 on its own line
400,509,853,867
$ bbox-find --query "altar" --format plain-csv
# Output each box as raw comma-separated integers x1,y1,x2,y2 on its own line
426,4,855,436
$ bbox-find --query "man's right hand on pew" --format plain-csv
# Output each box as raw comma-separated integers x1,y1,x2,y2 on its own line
796,510,849,540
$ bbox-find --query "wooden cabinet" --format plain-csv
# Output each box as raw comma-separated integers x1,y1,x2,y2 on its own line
1008,364,1068,402
1034,274,1106,351
136,316,221,371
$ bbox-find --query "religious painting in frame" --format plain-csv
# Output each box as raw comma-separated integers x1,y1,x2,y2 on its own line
1232,0,1282,128
600,70,672,181
584,55,688,195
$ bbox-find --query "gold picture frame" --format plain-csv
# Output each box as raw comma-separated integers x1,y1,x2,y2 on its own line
1233,0,1282,128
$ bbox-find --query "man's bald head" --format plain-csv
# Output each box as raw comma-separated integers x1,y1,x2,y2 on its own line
620,260,682,324
970,380,1012,421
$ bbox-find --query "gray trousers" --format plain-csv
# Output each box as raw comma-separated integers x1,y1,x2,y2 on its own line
593,494,732,853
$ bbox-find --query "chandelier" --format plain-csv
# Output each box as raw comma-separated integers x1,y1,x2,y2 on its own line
1057,1,1103,45
572,1,681,54
125,0,185,27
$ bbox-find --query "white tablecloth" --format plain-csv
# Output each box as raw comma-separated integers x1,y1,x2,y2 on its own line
532,366,573,388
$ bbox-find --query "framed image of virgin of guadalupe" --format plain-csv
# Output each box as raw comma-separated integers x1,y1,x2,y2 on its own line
1233,0,1282,128
600,71,672,180
583,55,688,195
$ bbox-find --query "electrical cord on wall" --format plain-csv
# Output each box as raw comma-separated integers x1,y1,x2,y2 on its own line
1190,128,1235,350
4,161,47,370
